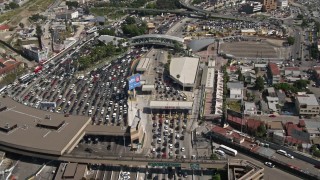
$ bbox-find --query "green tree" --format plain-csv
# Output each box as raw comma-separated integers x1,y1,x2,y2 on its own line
98,28,115,36
19,22,24,29
212,173,221,180
66,1,79,8
301,19,308,28
297,14,303,19
287,36,295,46
293,80,309,90
256,124,267,138
255,76,264,91
210,153,219,160
8,2,19,9
125,16,136,25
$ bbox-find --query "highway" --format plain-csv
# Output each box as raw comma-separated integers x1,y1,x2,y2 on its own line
234,153,301,180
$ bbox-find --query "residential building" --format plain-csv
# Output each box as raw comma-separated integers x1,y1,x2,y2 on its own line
244,70,256,85
266,96,279,113
0,58,23,77
277,0,288,8
303,120,320,139
227,82,244,100
243,101,257,115
0,24,9,32
22,44,48,63
284,67,300,77
267,121,285,145
295,93,320,117
255,0,277,11
239,1,263,14
267,62,280,84
55,10,79,20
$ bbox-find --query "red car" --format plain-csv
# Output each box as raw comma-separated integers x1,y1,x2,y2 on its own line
269,114,276,118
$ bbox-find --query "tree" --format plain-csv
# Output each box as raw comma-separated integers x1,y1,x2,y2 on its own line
255,76,264,91
293,80,309,90
287,36,295,46
256,124,267,138
66,1,79,9
212,173,221,180
210,153,219,160
297,14,303,19
98,28,115,36
125,16,136,25
18,23,24,29
8,2,19,9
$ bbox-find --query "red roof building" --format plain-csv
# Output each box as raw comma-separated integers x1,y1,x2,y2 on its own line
0,24,10,32
0,58,22,76
268,62,280,75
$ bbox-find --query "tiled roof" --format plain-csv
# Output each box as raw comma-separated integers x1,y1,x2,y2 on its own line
269,62,280,75
0,24,9,30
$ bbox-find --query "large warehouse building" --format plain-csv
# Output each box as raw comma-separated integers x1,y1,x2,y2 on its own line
169,57,200,90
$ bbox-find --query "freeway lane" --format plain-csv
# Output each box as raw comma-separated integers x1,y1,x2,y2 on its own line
234,153,301,180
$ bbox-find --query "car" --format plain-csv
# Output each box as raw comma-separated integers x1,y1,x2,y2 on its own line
169,144,173,149
181,147,185,152
264,162,275,168
286,154,294,159
269,114,276,118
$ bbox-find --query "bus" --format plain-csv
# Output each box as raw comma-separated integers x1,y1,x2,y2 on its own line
219,145,238,156
18,74,33,84
0,85,7,94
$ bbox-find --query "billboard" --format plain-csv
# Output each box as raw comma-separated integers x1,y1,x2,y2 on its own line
128,74,141,90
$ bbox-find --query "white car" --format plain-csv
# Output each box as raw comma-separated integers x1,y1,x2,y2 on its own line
181,147,185,152
169,144,173,149
264,162,275,168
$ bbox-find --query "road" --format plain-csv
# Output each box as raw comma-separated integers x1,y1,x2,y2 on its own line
234,153,301,180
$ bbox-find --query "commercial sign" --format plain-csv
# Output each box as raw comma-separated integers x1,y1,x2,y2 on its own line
128,74,141,90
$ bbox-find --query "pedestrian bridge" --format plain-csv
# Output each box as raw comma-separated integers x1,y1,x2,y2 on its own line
129,34,184,48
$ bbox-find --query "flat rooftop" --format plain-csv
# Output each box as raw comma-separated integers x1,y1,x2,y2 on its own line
170,57,199,87
149,101,193,110
0,97,90,155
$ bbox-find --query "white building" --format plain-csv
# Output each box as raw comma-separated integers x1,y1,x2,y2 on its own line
55,10,79,20
277,0,288,9
295,93,320,117
243,101,257,115
169,57,200,89
227,82,244,100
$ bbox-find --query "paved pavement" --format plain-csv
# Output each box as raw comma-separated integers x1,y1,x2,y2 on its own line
235,153,301,180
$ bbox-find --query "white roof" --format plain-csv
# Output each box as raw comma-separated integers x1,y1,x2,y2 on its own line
149,101,193,110
170,57,199,87
142,84,155,91
241,29,256,33
296,94,319,106
205,67,215,89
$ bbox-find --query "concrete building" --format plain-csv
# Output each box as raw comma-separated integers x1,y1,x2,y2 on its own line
284,67,300,77
240,29,256,36
266,96,279,113
243,101,257,115
303,120,320,139
55,10,79,20
54,163,87,180
255,0,277,11
227,82,244,100
277,0,288,9
169,57,200,89
295,93,320,117
239,1,263,14
22,44,48,63
267,62,280,85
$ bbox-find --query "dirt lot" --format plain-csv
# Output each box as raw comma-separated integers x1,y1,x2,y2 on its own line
219,40,289,59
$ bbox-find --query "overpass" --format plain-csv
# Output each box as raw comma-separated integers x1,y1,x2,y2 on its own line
122,6,251,22
129,34,184,48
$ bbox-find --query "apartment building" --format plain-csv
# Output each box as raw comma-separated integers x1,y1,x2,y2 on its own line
295,93,320,117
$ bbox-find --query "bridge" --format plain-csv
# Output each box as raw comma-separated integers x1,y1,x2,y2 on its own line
129,34,184,48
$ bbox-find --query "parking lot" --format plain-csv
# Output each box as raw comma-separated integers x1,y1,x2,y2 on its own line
149,112,192,160
5,39,145,128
